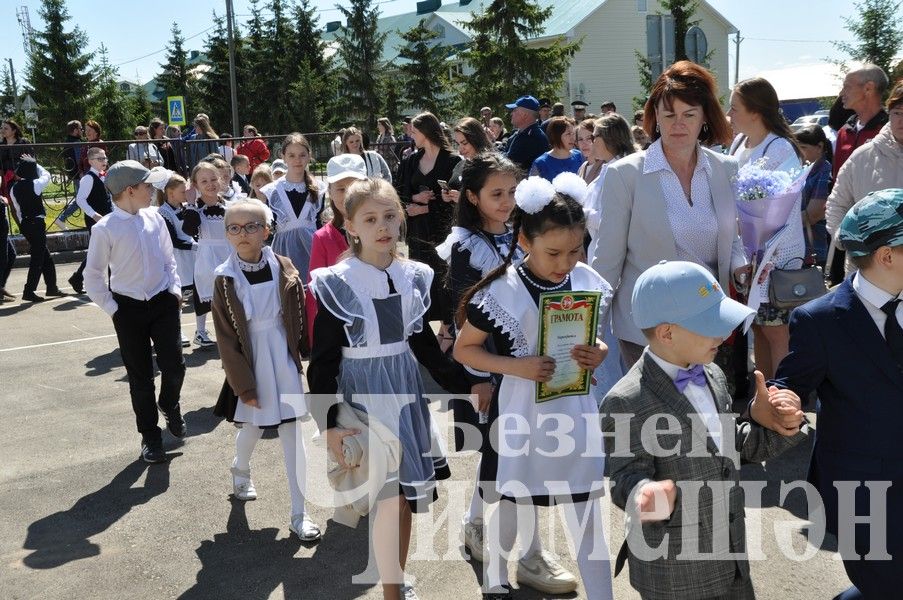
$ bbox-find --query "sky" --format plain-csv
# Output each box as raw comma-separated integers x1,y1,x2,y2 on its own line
0,0,868,89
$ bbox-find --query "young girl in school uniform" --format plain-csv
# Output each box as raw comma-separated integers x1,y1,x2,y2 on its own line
454,174,614,600
262,133,322,282
436,153,552,574
210,197,321,541
155,173,196,347
307,178,468,600
304,153,368,347
182,161,231,347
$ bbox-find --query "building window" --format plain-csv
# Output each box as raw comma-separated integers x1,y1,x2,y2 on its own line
432,24,445,39
637,0,647,11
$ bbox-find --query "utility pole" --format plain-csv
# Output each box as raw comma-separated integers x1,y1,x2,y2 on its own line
733,31,743,86
226,0,240,136
7,58,20,112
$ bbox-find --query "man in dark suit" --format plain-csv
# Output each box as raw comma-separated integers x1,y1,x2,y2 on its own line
774,188,903,599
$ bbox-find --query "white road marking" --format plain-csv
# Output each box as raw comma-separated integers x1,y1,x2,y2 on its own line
0,320,195,353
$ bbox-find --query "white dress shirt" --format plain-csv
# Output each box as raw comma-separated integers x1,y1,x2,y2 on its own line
647,349,724,453
852,272,903,338
84,205,181,316
74,167,103,219
643,140,720,276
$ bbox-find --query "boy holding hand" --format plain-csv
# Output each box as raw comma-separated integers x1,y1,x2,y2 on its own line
601,260,807,599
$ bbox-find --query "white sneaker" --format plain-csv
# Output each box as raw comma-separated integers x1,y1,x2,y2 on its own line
461,518,485,562
193,330,215,348
230,467,257,501
516,549,578,594
180,332,190,347
290,513,322,542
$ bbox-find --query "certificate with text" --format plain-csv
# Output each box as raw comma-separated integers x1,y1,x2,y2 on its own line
536,291,601,403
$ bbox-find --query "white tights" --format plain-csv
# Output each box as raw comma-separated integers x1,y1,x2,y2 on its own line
233,421,307,516
486,498,613,599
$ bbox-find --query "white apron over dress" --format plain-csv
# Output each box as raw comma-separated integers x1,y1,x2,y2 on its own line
472,262,611,501
157,202,197,286
193,206,231,302
309,257,449,505
264,179,323,282
216,248,307,426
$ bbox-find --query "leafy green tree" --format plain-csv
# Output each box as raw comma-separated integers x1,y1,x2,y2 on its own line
397,20,450,116
88,44,133,141
833,0,903,83
157,23,195,116
24,0,94,141
458,0,581,118
336,0,388,133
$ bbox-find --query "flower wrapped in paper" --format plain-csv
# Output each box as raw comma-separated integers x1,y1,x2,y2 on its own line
733,159,810,262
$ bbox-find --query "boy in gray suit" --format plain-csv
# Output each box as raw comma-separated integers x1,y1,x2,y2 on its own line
601,261,808,599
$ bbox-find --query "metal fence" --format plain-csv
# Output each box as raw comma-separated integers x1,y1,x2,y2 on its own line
3,131,411,235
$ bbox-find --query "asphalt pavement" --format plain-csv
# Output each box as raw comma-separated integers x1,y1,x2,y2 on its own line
0,261,853,599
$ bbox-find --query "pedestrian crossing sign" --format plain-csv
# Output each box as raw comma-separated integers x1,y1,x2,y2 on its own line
168,96,186,126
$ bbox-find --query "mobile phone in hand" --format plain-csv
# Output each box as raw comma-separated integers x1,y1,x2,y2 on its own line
437,180,449,191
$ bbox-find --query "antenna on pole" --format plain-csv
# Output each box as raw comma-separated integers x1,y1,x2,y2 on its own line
16,6,34,56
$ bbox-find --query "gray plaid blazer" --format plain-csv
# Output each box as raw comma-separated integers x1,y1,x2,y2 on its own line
600,353,807,600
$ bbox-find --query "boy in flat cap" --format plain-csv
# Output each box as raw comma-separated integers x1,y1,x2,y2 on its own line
84,160,186,464
773,188,903,599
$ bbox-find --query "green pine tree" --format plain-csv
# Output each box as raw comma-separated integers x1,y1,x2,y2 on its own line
198,11,242,133
397,19,450,116
336,0,387,134
130,80,155,131
156,23,194,116
458,0,581,118
285,0,333,132
241,0,268,131
833,0,903,83
0,64,21,120
261,0,293,133
24,0,95,142
87,44,132,142
381,75,402,126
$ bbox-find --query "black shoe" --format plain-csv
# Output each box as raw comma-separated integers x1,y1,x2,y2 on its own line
22,291,45,302
141,441,167,463
0,288,14,299
483,586,513,600
45,287,67,297
68,276,84,294
162,407,187,438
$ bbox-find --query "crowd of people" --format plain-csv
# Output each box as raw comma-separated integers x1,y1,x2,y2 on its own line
1,58,902,600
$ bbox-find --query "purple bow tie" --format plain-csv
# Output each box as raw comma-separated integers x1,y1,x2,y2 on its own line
674,364,706,392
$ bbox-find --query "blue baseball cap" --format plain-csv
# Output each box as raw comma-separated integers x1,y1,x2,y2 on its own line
505,95,540,111
632,261,755,338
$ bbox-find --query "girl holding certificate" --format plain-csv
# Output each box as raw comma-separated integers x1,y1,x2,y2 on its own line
454,173,614,600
